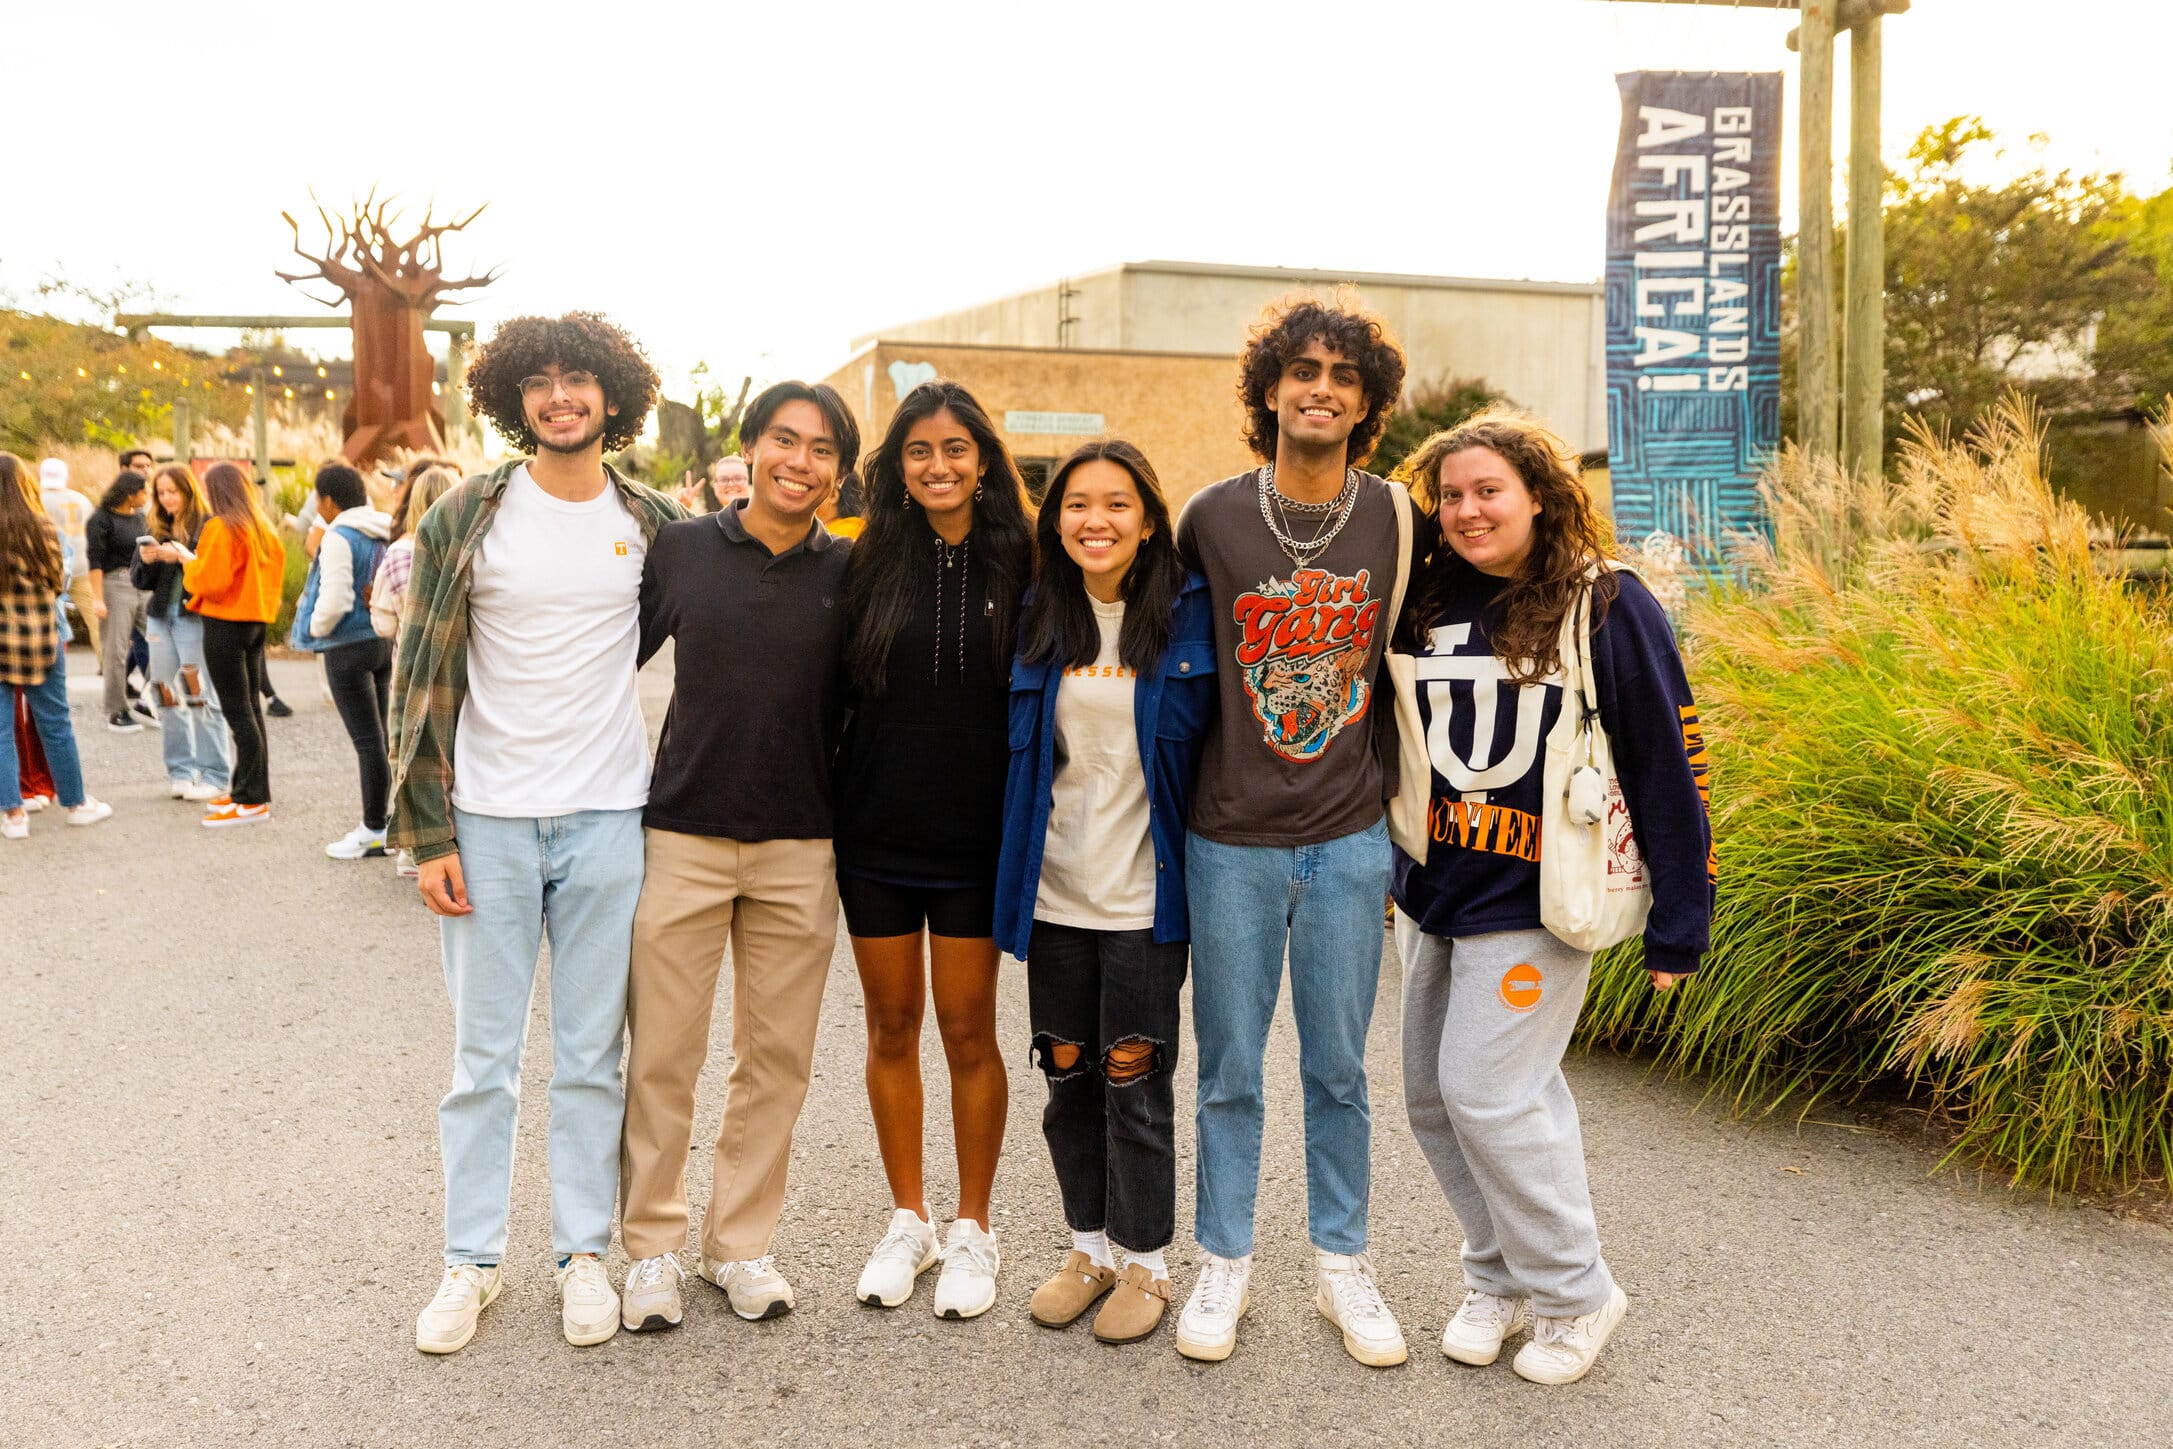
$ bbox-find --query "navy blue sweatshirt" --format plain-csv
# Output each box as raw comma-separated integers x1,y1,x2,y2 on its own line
1390,569,1713,973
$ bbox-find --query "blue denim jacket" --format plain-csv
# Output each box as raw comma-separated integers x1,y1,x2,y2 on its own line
994,573,1217,957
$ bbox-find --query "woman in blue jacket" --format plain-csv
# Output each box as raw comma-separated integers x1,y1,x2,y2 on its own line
1390,412,1712,1387
996,438,1215,1346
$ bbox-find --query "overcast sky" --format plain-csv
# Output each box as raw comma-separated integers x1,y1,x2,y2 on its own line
8,0,2166,402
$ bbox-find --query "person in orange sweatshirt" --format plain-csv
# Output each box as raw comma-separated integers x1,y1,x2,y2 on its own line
148,461,286,826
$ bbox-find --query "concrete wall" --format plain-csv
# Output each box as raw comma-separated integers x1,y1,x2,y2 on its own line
854,261,1606,454
819,339,1254,507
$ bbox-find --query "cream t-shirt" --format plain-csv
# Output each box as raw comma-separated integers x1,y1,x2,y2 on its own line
452,466,651,818
1034,596,1156,931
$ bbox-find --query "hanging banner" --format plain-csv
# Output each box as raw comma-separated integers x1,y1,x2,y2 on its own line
1605,71,1784,565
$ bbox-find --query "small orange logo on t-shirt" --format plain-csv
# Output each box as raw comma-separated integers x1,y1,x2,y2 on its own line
1498,962,1543,1013
614,541,629,556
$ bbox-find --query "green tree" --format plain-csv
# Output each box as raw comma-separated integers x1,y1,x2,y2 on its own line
1369,374,1509,477
1871,117,2158,439
0,309,250,452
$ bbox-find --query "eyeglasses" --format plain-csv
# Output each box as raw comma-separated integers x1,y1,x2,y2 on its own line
518,370,598,400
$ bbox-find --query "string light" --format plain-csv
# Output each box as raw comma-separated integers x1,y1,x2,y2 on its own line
272,366,283,378
316,366,327,378
245,385,255,396
284,387,295,399
77,367,87,377
323,389,334,400
153,360,162,370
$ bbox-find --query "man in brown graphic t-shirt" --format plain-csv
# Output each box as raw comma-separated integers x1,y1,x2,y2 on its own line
1170,296,1419,1369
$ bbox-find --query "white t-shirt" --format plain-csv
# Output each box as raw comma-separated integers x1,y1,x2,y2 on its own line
1035,596,1156,931
452,466,651,817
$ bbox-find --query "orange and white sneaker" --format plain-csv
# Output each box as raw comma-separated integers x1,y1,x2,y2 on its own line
202,801,271,828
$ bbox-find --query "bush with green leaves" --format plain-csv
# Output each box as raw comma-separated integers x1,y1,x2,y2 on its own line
1580,402,2173,1191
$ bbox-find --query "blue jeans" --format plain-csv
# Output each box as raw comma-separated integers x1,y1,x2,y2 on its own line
438,807,644,1265
1187,816,1390,1258
145,608,231,790
3,646,86,812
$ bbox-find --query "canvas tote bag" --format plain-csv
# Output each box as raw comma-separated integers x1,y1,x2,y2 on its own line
1538,561,1652,951
1380,483,1432,863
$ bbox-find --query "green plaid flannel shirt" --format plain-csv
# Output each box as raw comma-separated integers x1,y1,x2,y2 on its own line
386,458,684,863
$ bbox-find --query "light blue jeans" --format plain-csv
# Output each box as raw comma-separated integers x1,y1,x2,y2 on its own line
1187,816,1391,1259
144,607,231,791
438,807,644,1265
3,646,86,812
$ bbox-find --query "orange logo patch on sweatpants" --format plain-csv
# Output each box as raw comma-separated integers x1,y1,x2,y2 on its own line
1498,962,1543,1013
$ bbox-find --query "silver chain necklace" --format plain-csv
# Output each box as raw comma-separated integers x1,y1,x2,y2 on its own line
1257,465,1359,568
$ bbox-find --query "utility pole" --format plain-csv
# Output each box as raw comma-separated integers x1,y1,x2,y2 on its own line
1796,0,1839,460
1841,9,1885,476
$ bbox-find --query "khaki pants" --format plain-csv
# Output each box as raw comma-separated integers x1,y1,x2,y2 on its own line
620,829,838,1263
66,573,102,665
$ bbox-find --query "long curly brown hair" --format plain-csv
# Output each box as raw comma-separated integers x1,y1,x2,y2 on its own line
465,313,659,454
1397,410,1617,683
1236,293,1406,467
148,464,208,544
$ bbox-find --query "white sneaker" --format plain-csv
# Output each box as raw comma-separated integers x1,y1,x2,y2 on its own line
181,780,225,803
1,811,26,841
395,849,420,878
415,1264,501,1354
19,794,48,813
621,1253,685,1331
168,778,190,799
1175,1251,1252,1362
1315,1251,1408,1367
855,1208,938,1308
1441,1289,1532,1365
555,1254,620,1346
65,800,113,828
325,823,388,860
931,1220,1000,1320
701,1254,795,1320
1513,1284,1628,1385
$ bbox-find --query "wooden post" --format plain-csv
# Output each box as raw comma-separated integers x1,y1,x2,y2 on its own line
1842,13,1885,478
1797,0,1839,459
442,334,467,449
251,365,271,503
172,397,192,465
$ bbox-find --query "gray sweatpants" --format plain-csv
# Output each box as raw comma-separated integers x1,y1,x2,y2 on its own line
1397,918,1616,1317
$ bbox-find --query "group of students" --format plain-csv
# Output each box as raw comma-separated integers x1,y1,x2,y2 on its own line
387,299,1711,1389
0,441,472,853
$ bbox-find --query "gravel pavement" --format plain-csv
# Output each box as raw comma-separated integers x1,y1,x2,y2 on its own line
4,646,2169,1448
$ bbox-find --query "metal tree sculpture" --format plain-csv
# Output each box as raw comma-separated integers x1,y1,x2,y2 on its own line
277,192,496,465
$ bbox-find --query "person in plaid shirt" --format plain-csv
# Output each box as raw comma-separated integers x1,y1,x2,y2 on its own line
389,315,683,1355
2,452,112,837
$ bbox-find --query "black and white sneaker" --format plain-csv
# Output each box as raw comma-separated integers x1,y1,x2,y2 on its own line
265,694,294,718
106,711,144,734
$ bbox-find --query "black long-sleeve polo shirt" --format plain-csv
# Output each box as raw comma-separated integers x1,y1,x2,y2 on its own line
637,502,852,841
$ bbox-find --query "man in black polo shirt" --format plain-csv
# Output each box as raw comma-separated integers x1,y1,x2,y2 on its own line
616,381,861,1332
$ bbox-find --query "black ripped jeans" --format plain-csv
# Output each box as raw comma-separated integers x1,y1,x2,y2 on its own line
1026,920,1188,1253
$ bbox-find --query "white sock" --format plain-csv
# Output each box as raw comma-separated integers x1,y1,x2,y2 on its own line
1071,1229,1114,1270
1119,1246,1167,1278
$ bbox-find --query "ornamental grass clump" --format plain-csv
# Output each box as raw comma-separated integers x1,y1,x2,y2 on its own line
1579,400,2173,1192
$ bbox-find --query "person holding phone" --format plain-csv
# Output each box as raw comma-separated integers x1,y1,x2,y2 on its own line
131,465,230,803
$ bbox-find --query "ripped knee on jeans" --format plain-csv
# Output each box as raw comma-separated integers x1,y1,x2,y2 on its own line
1031,1033,1089,1080
179,664,203,702
154,681,179,709
1103,1035,1165,1087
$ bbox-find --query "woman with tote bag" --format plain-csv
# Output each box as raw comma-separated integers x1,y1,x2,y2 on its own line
1387,412,1712,1386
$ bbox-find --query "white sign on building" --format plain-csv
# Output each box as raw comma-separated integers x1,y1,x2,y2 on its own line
1004,410,1106,436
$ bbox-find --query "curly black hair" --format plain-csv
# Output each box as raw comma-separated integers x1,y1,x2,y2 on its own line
465,312,660,454
1236,294,1407,467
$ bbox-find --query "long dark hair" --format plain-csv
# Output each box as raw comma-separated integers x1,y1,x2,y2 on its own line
99,471,148,512
0,453,65,592
1019,439,1183,674
1396,409,1618,682
844,379,1034,695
